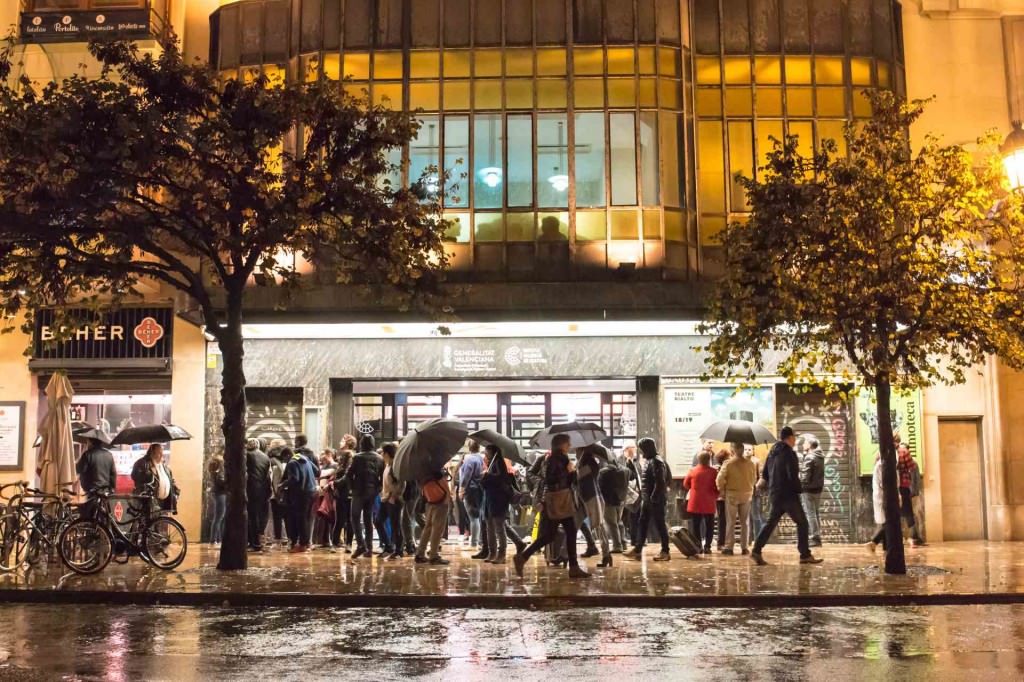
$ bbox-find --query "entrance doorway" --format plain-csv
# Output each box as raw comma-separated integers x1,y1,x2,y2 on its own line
938,419,986,541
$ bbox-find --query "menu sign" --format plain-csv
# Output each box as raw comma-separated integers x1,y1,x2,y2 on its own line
20,9,151,43
0,402,26,470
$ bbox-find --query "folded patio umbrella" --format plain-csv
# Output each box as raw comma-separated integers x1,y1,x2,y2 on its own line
394,418,469,483
699,419,777,446
37,373,77,499
111,424,192,446
467,429,529,467
529,422,607,450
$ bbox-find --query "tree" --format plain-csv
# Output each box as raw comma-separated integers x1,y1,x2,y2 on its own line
0,40,451,570
699,91,1024,574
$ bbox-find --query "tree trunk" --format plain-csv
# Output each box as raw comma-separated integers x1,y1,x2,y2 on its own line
216,293,248,571
874,374,907,575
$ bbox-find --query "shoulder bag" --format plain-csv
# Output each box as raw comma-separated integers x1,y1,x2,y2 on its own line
544,487,576,520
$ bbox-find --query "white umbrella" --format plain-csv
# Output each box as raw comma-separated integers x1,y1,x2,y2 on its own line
37,373,77,499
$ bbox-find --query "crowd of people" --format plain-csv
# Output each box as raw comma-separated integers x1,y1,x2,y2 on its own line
196,425,925,574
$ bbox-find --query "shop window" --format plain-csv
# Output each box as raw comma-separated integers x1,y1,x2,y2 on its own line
607,48,636,75
411,0,441,47
474,212,504,241
610,113,638,206
722,0,751,54
536,0,567,45
698,120,725,214
475,50,503,78
444,0,471,47
642,208,662,238
575,79,605,109
506,0,533,45
640,112,660,206
443,81,471,110
537,115,570,207
725,88,753,116
610,210,640,239
345,0,372,49
756,87,782,116
508,115,534,207
574,0,604,44
537,80,569,108
538,212,570,241
410,116,440,196
606,2,635,43
410,52,440,79
728,121,753,209
444,50,471,78
639,79,658,107
475,0,502,47
474,114,504,209
507,212,536,241
576,211,607,241
444,115,470,206
443,212,472,242
410,83,440,110
506,49,534,77
608,79,637,107
575,112,607,208
537,49,568,76
574,48,604,76
506,80,534,109
474,81,502,109
656,0,682,44
659,112,682,208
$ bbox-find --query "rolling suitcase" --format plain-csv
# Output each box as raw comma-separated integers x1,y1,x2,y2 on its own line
671,525,702,559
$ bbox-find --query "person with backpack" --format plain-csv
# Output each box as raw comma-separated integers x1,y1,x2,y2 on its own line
345,434,384,558
281,447,317,553
598,456,628,554
415,468,452,565
459,441,486,554
623,438,671,561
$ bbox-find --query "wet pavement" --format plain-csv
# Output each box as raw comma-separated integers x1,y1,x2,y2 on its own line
2,540,1024,607
1,602,1023,680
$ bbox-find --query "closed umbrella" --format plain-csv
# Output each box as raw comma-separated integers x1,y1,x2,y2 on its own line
468,429,529,467
393,418,469,483
529,422,607,450
37,373,77,498
699,419,777,446
111,423,192,446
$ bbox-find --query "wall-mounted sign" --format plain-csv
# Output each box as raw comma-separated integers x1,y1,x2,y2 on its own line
0,402,26,471
855,388,923,475
20,9,151,43
33,307,173,361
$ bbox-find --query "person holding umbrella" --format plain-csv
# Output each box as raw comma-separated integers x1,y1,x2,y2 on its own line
513,434,590,579
131,444,179,513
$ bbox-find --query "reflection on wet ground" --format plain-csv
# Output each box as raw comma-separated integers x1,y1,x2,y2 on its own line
1,541,1023,601
1,603,1023,680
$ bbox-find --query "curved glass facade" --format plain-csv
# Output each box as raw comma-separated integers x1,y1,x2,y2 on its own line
210,0,693,281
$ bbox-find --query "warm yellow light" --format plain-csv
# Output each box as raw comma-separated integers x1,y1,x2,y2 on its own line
1001,122,1024,192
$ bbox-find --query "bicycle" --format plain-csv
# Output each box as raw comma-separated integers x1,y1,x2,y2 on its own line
0,481,79,573
58,489,188,575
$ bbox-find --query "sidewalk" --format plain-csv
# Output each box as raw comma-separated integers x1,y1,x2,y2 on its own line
2,539,1022,608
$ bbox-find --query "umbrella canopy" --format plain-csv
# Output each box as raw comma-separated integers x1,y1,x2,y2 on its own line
468,429,529,467
699,419,777,446
111,424,192,446
529,422,607,450
72,427,112,446
581,442,612,463
37,373,77,497
393,418,469,483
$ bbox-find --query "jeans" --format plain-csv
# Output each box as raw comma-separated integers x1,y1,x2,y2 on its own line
332,495,352,546
468,508,482,547
417,501,448,559
270,499,286,541
752,495,811,558
350,494,376,551
379,499,403,553
485,515,507,558
635,499,670,552
603,503,624,552
750,492,767,539
401,501,417,550
582,496,610,556
690,513,716,550
716,499,727,548
210,493,226,543
800,492,822,543
724,497,751,551
247,494,269,549
521,514,579,568
286,492,313,547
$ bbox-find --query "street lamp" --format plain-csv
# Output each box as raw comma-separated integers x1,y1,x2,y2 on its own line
1001,121,1024,191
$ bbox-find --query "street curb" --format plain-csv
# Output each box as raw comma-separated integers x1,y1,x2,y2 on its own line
1,589,1022,609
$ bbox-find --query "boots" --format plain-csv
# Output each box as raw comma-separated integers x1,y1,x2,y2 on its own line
568,565,591,579
580,546,600,559
471,548,489,559
598,554,613,568
492,552,507,565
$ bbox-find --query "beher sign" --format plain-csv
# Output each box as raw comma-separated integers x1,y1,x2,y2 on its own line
33,307,173,361
20,9,151,43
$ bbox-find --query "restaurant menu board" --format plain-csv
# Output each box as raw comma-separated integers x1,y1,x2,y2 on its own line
0,402,25,469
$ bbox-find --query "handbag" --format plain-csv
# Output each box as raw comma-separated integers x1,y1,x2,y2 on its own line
544,488,576,520
316,491,335,518
624,484,641,512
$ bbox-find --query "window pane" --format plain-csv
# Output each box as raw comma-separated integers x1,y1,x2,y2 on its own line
608,79,636,106
506,80,534,108
444,0,471,47
344,0,372,48
476,0,502,46
755,56,781,83
786,87,813,116
640,112,660,206
574,0,604,44
607,48,636,74
725,88,753,116
723,57,752,84
410,52,441,79
410,82,440,110
696,57,721,84
816,87,846,117
508,115,534,207
610,113,638,206
506,49,534,76
538,212,569,241
659,112,682,208
728,121,753,209
756,120,784,174
507,212,536,240
785,56,812,84
817,120,847,157
643,209,662,238
639,79,658,107
851,58,872,85
575,112,607,208
372,83,402,108
755,87,782,116
815,56,844,85
638,0,657,42
377,0,403,48
781,0,809,52
722,0,750,53
474,114,504,209
574,79,605,108
380,145,402,190
444,50,471,77
410,116,441,197
849,0,872,52
658,47,680,77
536,0,567,44
751,0,780,52
538,114,570,208
444,115,470,206
444,213,471,242
698,121,725,213
537,48,568,75
610,210,639,239
506,0,534,45
475,50,502,77
638,47,656,74
343,52,370,79
374,51,403,79
656,0,682,45
411,0,441,47
873,0,894,58
813,0,843,52
576,211,607,240
443,81,471,109
574,48,604,75
606,2,635,43
474,212,504,241
474,80,502,109
537,80,569,108
694,0,720,53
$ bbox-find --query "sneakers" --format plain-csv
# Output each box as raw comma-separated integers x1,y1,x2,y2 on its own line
492,554,507,565
622,547,642,559
568,565,591,579
652,551,671,562
387,552,403,561
428,556,450,565
800,554,824,564
513,553,527,577
750,552,767,566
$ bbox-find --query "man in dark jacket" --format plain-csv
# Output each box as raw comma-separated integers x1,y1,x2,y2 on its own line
624,438,671,561
597,459,628,553
345,434,384,558
282,447,317,552
293,434,320,546
245,438,272,552
751,426,823,565
798,436,826,548
77,437,117,496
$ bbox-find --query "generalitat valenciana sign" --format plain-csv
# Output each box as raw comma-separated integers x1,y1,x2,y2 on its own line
32,307,173,361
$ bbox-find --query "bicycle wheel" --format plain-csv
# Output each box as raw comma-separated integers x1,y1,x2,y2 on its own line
0,513,29,572
142,516,188,570
59,518,113,575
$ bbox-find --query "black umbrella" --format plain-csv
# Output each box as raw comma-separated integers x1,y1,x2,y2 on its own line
529,422,607,449
393,418,469,483
699,419,776,446
73,428,112,446
111,424,192,446
581,442,612,463
468,429,529,467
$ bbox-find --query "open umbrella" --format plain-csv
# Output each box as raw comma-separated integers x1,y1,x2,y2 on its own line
529,422,607,450
73,428,112,446
468,429,529,467
37,373,77,499
699,419,777,446
111,424,192,446
393,418,469,483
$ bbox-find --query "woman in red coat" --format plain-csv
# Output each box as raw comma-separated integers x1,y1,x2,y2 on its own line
684,450,720,553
